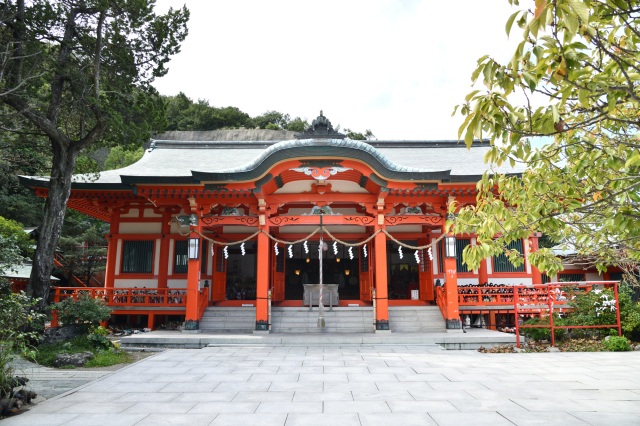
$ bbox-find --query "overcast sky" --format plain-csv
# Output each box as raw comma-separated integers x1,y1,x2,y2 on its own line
152,1,520,140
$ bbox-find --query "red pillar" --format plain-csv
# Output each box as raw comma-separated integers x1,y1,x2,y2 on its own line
104,209,120,289
478,258,489,286
443,235,462,330
374,225,389,331
184,225,202,331
529,235,543,285
157,211,171,289
254,226,270,331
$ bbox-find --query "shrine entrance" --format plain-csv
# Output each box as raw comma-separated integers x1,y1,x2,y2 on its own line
283,240,360,301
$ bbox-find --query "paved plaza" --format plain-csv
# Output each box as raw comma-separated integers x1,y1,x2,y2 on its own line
4,345,640,426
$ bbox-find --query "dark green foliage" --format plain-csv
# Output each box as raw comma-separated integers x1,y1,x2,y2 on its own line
0,280,45,398
31,334,130,368
604,336,631,352
164,93,253,130
345,129,375,140
50,293,112,327
56,211,108,286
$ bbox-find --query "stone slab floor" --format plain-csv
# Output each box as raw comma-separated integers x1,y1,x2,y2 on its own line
3,345,640,426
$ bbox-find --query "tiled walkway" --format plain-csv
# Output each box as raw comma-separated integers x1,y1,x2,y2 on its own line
4,345,640,425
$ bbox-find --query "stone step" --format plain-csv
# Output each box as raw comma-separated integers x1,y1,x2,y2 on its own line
388,306,445,332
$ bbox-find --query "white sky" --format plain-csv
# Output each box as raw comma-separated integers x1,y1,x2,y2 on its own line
152,1,521,140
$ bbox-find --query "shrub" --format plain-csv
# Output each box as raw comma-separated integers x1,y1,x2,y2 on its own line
0,279,45,398
604,336,631,352
51,293,111,327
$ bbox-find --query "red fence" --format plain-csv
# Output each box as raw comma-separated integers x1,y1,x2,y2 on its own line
514,281,621,347
52,287,188,307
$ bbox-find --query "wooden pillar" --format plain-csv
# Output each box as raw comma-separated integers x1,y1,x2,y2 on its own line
184,224,202,331
443,233,462,330
374,224,389,331
478,258,489,286
529,235,543,285
157,210,171,289
255,226,270,331
104,209,120,289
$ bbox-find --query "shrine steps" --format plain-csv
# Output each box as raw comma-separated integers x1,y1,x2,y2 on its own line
388,306,446,333
198,306,446,334
271,307,374,333
199,307,256,333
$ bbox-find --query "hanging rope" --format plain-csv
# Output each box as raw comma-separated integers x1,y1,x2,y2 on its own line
171,217,449,251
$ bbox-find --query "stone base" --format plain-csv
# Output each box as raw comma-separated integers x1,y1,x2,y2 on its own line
445,328,464,334
374,329,392,334
253,330,270,335
181,329,201,334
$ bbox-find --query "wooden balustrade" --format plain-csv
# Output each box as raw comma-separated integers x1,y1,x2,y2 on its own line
52,287,187,307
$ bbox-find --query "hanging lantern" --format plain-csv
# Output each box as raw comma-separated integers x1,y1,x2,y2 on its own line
445,236,456,258
187,238,200,260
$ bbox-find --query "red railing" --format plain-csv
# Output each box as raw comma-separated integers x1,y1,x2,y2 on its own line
435,285,447,321
52,287,187,307
514,281,621,347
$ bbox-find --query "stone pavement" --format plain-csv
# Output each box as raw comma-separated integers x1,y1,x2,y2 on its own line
3,345,640,426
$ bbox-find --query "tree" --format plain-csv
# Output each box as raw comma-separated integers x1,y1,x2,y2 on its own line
104,146,144,170
454,0,640,279
345,128,375,141
0,1,189,308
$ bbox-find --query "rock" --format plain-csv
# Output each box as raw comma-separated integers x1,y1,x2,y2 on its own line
547,347,561,352
634,344,640,351
52,351,95,368
604,335,612,342
42,324,88,345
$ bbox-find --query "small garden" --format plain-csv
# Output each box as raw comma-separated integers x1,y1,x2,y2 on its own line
0,283,134,417
480,283,640,353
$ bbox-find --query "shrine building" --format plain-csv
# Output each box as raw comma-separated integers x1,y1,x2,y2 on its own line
22,112,550,333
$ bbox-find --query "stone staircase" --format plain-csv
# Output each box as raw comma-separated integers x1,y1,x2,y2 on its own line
199,307,256,333
388,306,445,333
198,305,446,334
271,307,374,333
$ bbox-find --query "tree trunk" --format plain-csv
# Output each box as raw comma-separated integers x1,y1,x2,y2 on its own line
28,142,76,309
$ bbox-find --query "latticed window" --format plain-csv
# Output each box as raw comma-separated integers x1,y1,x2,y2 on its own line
174,240,188,274
558,273,585,282
122,240,153,273
492,239,525,273
455,239,470,273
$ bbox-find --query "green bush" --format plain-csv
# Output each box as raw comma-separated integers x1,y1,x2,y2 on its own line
51,292,111,327
0,279,45,398
521,315,566,342
604,335,631,352
31,335,130,367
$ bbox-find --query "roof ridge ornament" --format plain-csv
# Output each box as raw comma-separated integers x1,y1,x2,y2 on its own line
295,111,346,139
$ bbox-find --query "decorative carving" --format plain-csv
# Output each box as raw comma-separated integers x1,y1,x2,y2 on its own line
304,205,340,215
201,216,258,226
404,206,422,215
269,216,300,226
176,214,198,226
344,216,375,226
290,165,352,181
221,207,242,216
295,111,346,139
